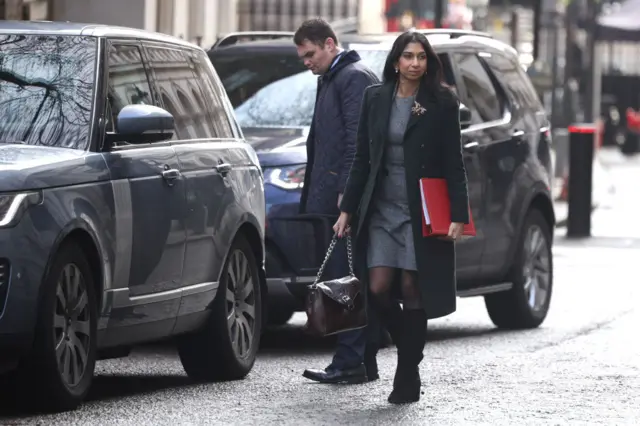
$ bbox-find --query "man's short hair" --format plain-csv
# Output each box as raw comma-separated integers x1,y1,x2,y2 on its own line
294,18,338,47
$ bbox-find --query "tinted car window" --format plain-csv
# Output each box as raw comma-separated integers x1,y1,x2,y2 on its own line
211,47,458,128
454,52,504,123
234,70,318,127
189,51,235,138
483,52,539,110
0,35,97,149
228,50,389,127
106,43,153,133
514,62,543,109
145,45,211,140
212,50,307,109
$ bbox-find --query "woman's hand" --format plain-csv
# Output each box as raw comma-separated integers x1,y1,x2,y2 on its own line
447,222,464,241
333,212,352,238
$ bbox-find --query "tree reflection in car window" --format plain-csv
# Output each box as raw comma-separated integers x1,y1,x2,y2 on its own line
0,35,97,149
189,51,236,139
145,46,219,140
214,48,456,129
221,49,388,128
234,70,318,127
107,43,153,134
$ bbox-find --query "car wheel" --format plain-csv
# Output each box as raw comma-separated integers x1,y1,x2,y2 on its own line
178,234,262,381
267,309,294,326
485,209,553,329
23,242,98,411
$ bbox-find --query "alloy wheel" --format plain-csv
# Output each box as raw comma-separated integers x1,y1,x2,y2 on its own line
53,264,92,387
522,225,551,313
225,249,256,359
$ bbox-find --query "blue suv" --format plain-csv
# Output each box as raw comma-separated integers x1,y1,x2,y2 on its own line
0,22,265,411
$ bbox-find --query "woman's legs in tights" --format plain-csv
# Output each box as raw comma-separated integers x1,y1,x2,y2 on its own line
387,269,427,404
369,267,395,302
367,267,426,403
364,267,395,380
365,268,401,377
368,267,403,345
400,270,421,309
368,267,422,351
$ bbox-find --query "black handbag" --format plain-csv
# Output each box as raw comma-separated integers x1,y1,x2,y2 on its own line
304,235,367,336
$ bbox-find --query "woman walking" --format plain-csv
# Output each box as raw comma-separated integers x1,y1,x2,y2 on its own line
334,31,470,404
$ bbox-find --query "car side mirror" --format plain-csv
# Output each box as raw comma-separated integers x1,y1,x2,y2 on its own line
459,104,472,130
108,104,175,146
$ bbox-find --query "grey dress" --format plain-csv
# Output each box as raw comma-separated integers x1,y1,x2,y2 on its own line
367,94,417,271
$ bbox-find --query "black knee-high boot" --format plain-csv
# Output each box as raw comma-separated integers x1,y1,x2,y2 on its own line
388,309,427,404
364,297,403,381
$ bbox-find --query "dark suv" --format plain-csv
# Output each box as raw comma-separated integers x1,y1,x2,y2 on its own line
0,22,265,411
209,30,556,330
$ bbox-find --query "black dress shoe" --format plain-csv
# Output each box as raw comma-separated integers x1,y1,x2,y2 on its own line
302,364,368,384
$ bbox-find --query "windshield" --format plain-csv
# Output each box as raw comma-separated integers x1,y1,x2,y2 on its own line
0,35,97,149
213,48,389,128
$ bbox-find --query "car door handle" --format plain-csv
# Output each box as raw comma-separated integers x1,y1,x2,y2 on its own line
215,163,232,174
162,168,181,183
463,141,479,152
512,129,525,139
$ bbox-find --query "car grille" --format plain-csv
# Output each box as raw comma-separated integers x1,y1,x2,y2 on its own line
0,260,10,316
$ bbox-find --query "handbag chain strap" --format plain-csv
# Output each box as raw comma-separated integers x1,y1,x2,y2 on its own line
312,235,355,286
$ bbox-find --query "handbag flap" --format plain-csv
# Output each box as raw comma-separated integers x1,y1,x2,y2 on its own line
315,275,361,310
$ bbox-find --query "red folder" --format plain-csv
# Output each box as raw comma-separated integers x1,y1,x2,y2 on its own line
419,178,476,238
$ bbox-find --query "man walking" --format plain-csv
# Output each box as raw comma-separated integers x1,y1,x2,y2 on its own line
294,18,380,384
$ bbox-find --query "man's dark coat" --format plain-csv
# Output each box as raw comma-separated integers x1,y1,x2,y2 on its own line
299,50,380,216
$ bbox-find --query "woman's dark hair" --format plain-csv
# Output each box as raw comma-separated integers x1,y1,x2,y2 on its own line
383,31,445,93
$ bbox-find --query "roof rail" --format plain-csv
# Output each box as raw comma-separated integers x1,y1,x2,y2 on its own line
212,31,294,49
414,29,493,39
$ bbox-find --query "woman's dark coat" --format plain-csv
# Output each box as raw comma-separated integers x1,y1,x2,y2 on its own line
339,81,470,320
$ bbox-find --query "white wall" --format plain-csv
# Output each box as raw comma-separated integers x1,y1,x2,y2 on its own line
357,0,385,34
50,0,235,49
51,0,146,30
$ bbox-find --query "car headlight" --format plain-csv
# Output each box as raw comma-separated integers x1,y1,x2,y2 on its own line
0,192,43,228
264,165,306,190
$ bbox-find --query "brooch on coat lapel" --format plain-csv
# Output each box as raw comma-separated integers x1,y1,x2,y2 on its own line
411,101,427,116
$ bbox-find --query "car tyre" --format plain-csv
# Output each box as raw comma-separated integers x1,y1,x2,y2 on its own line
22,242,98,412
178,234,262,381
485,209,553,329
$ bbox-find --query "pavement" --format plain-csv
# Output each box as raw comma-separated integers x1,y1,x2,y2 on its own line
2,150,640,425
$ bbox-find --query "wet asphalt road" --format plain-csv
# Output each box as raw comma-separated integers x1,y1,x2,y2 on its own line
2,150,640,425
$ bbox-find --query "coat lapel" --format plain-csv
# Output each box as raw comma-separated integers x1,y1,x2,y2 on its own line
375,82,395,145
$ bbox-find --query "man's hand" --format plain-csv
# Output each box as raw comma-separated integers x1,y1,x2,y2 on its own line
337,193,344,209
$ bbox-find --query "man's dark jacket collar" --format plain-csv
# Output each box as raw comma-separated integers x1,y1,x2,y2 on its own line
321,50,362,82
